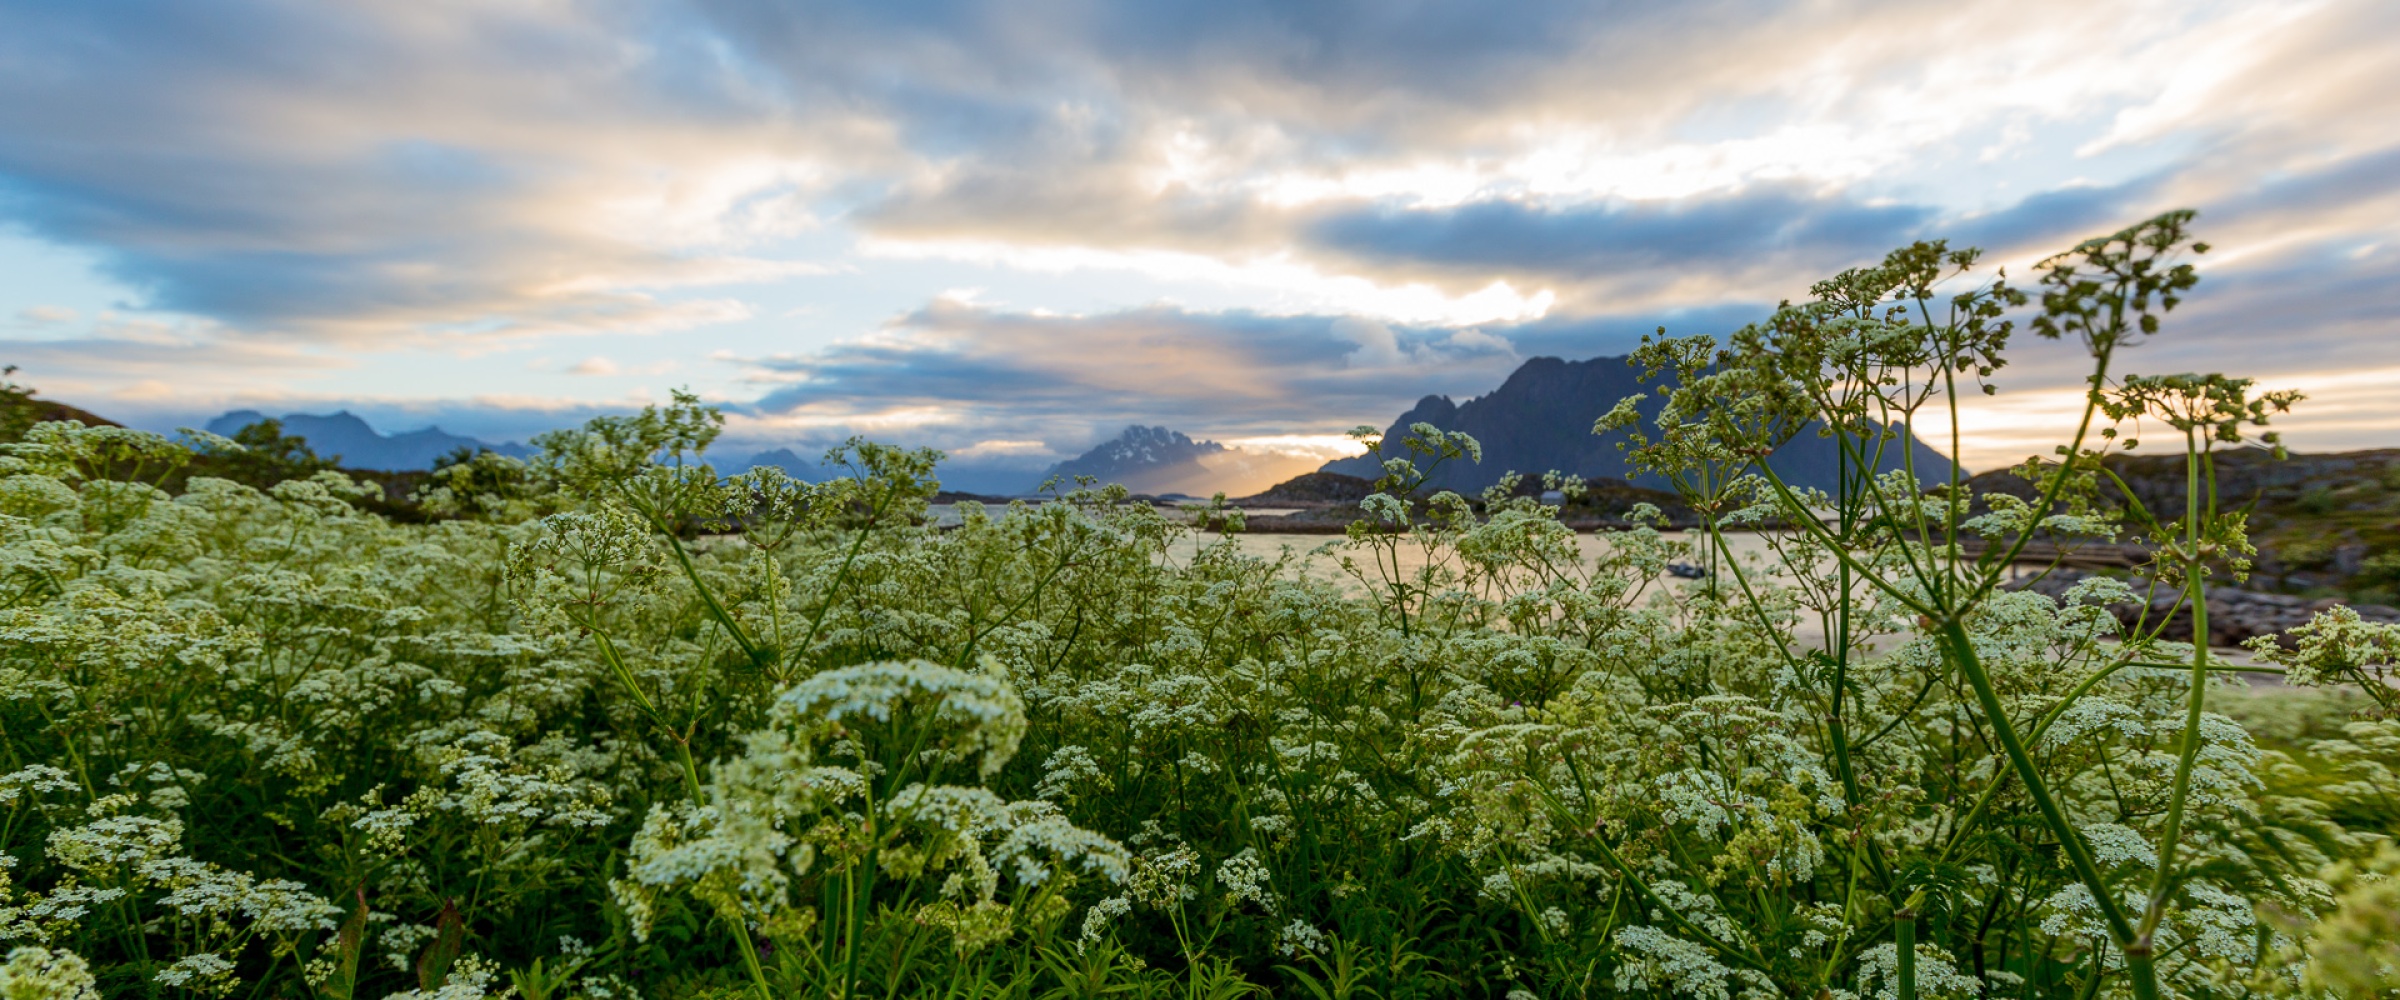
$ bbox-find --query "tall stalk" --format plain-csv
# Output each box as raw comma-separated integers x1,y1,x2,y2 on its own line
584,628,778,1000
1611,214,2245,999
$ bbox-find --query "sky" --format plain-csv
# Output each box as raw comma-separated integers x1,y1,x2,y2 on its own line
1,0,2395,488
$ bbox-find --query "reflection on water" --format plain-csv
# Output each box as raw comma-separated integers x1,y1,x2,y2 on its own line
931,510,2269,661
1158,528,1895,654
1159,527,1798,591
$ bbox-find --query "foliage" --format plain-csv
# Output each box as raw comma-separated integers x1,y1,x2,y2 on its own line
183,420,342,492
0,367,35,445
2,215,2395,999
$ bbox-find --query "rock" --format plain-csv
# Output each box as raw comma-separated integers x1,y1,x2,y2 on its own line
1231,472,1377,508
2008,569,2400,648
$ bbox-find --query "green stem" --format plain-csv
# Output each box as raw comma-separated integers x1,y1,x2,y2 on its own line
1542,763,1776,976
1896,909,1917,1000
2074,941,2110,1000
654,517,772,672
841,778,879,1000
2140,433,2212,944
1935,619,2145,963
588,629,774,1000
800,490,898,661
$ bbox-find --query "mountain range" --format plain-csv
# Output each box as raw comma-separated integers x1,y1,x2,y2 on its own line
204,409,821,478
1319,354,1954,493
1037,426,1227,495
1035,426,1321,497
203,410,536,471
195,352,1952,489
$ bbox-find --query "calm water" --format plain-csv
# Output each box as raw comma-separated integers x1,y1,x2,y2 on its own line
1159,526,1799,592
925,507,2269,660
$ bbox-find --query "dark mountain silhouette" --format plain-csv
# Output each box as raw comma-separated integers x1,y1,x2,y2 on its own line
731,448,812,478
202,410,534,472
1321,355,1954,494
1230,472,1378,507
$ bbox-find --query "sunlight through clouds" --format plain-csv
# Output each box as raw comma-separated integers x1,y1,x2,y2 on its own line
0,0,2390,474
855,238,1558,327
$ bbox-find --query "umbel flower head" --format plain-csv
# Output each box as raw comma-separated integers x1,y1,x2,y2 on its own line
775,658,1028,779
0,946,101,1000
615,659,1124,949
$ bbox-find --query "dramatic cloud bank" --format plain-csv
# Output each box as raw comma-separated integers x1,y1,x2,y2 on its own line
0,0,2394,475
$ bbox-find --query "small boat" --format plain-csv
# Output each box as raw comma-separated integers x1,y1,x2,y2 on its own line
1666,562,1711,579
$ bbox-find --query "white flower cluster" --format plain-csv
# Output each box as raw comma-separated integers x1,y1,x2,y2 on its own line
1851,941,1982,1000
1611,924,1775,1000
0,346,2366,998
381,954,508,1000
1215,849,1277,914
618,658,1124,961
413,731,616,830
776,659,1027,777
0,946,100,1000
1276,918,1326,957
2,797,335,995
1034,745,1112,804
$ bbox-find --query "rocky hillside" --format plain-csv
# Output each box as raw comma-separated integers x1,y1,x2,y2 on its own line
1230,472,1377,507
1968,449,2400,601
1321,354,1953,495
2013,569,2398,649
2,368,118,439
1225,469,1697,532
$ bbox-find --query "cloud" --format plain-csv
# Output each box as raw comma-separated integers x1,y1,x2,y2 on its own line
1302,188,1930,299
0,1,841,344
949,438,1055,460
1331,317,1407,368
700,0,2232,192
2079,0,2397,159
12,305,76,326
1947,179,2161,256
0,315,344,389
730,298,1524,448
565,355,684,377
1,0,2330,342
0,316,354,425
0,0,2394,463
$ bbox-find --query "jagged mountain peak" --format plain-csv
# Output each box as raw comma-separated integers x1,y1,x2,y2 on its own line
1083,426,1225,467
1322,353,1953,493
1036,426,1242,494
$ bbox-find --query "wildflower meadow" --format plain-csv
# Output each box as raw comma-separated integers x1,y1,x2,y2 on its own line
5,213,2399,999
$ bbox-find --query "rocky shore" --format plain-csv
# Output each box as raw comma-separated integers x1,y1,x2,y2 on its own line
2012,568,2400,648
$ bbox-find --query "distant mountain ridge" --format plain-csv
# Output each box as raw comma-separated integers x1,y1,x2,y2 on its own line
1038,426,1227,493
733,448,812,478
203,410,534,472
1321,354,1954,494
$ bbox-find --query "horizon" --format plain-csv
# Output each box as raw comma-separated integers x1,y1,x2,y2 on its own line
45,358,2389,499
3,1,2396,487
